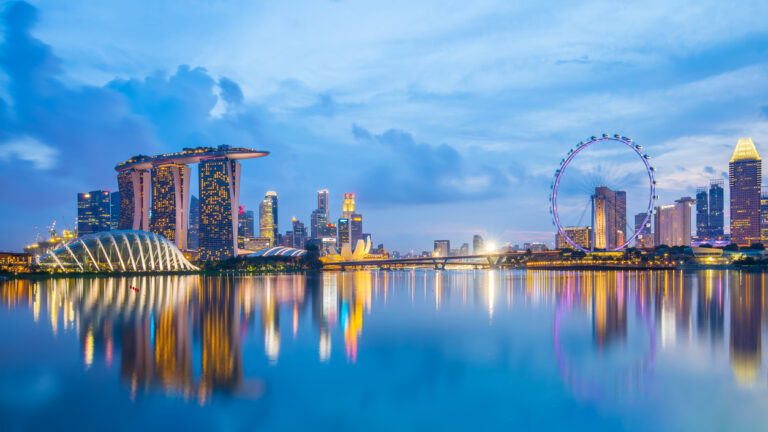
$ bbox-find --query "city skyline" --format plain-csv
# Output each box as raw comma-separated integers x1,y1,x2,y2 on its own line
2,1,768,252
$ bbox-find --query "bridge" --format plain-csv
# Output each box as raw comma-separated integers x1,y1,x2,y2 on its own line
322,252,531,271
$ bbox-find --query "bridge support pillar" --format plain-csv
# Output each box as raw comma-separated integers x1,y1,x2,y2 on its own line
434,259,447,270
487,256,501,269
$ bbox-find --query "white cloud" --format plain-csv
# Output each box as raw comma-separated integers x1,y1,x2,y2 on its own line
0,137,59,170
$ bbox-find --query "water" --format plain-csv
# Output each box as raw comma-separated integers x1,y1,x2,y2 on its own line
0,269,766,431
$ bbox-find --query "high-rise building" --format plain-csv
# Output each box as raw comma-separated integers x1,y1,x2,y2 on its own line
350,213,363,245
460,243,469,255
238,208,255,248
317,189,329,214
696,187,709,238
337,218,350,247
434,240,450,257
729,138,762,246
77,190,111,236
556,226,591,250
473,235,485,254
259,191,279,246
634,212,653,249
188,195,199,250
343,193,355,219
117,169,151,230
149,163,190,250
198,159,242,261
654,197,694,246
761,188,768,245
709,180,725,239
593,186,626,250
110,191,120,230
292,218,307,249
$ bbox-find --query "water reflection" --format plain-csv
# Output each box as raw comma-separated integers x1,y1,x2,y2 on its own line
2,269,768,406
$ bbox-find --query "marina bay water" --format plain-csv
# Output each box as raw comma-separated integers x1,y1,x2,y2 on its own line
1,270,767,430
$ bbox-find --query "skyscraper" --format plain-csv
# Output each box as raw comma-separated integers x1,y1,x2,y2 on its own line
729,138,762,246
198,159,242,261
337,218,350,247
654,197,694,246
696,187,708,239
593,186,626,250
472,235,485,254
634,212,653,248
343,193,355,219
709,180,725,238
259,191,279,246
761,188,768,245
110,191,120,230
117,168,150,230
434,240,450,257
188,195,199,250
350,213,363,245
292,218,307,249
77,190,111,236
150,163,190,250
311,189,330,239
238,208,255,248
556,226,591,250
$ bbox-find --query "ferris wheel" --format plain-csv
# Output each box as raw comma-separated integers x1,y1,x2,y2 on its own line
549,134,656,252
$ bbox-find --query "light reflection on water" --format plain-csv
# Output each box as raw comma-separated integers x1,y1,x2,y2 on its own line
0,269,767,430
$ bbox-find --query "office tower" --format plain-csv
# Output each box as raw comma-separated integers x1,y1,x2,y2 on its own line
337,218,350,247
460,243,469,255
350,213,363,245
709,180,725,238
343,193,355,219
117,169,150,230
310,210,329,239
150,163,190,250
198,159,242,261
77,190,111,236
188,195,199,250
110,191,120,230
730,138,762,246
238,208,255,248
696,187,709,238
634,212,653,248
473,235,485,254
433,240,450,257
615,190,627,247
259,191,279,246
762,188,768,244
317,189,329,214
292,218,307,249
556,226,591,250
593,186,626,250
654,197,694,246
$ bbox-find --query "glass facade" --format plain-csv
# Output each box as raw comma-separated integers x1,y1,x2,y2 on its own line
729,139,761,246
337,218,350,247
77,190,111,236
117,169,150,231
696,187,709,238
110,191,120,230
350,213,363,246
188,195,199,250
593,186,626,250
259,192,278,246
709,180,725,238
199,160,240,261
150,163,190,249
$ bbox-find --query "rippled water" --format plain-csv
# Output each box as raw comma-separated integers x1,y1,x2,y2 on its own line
1,270,767,431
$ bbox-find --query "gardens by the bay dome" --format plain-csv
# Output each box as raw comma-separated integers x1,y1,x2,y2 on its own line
37,230,197,272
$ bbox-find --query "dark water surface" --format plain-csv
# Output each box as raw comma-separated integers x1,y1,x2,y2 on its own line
1,270,767,431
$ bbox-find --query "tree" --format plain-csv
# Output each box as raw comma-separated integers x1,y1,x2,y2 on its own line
724,243,740,251
748,243,765,250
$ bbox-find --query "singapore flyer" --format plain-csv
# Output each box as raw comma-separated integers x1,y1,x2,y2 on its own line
550,134,656,252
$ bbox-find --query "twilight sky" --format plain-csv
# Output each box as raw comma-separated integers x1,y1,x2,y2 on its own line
1,0,768,252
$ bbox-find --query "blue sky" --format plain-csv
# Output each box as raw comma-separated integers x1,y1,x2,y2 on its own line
1,0,768,252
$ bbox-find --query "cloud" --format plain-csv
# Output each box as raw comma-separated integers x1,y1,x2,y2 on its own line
351,124,508,204
0,136,58,170
218,77,244,105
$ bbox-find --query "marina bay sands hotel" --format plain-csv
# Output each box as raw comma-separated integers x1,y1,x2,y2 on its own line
115,145,268,261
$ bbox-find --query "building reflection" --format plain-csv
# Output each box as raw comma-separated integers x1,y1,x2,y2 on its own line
2,268,768,401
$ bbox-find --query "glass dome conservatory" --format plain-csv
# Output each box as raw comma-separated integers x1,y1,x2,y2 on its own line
37,230,197,272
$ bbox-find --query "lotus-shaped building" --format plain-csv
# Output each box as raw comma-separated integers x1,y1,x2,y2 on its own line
320,238,372,263
37,230,198,272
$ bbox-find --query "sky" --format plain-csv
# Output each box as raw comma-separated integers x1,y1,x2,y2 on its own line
1,0,768,252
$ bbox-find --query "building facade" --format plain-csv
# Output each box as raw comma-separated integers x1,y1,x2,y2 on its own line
654,197,694,247
188,195,199,250
473,235,485,254
696,187,709,239
110,191,120,230
337,218,350,247
117,169,151,231
434,240,450,257
709,180,725,238
198,159,242,261
556,226,591,250
634,212,653,249
593,186,626,250
77,190,111,236
259,191,279,246
149,163,191,250
729,138,762,246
